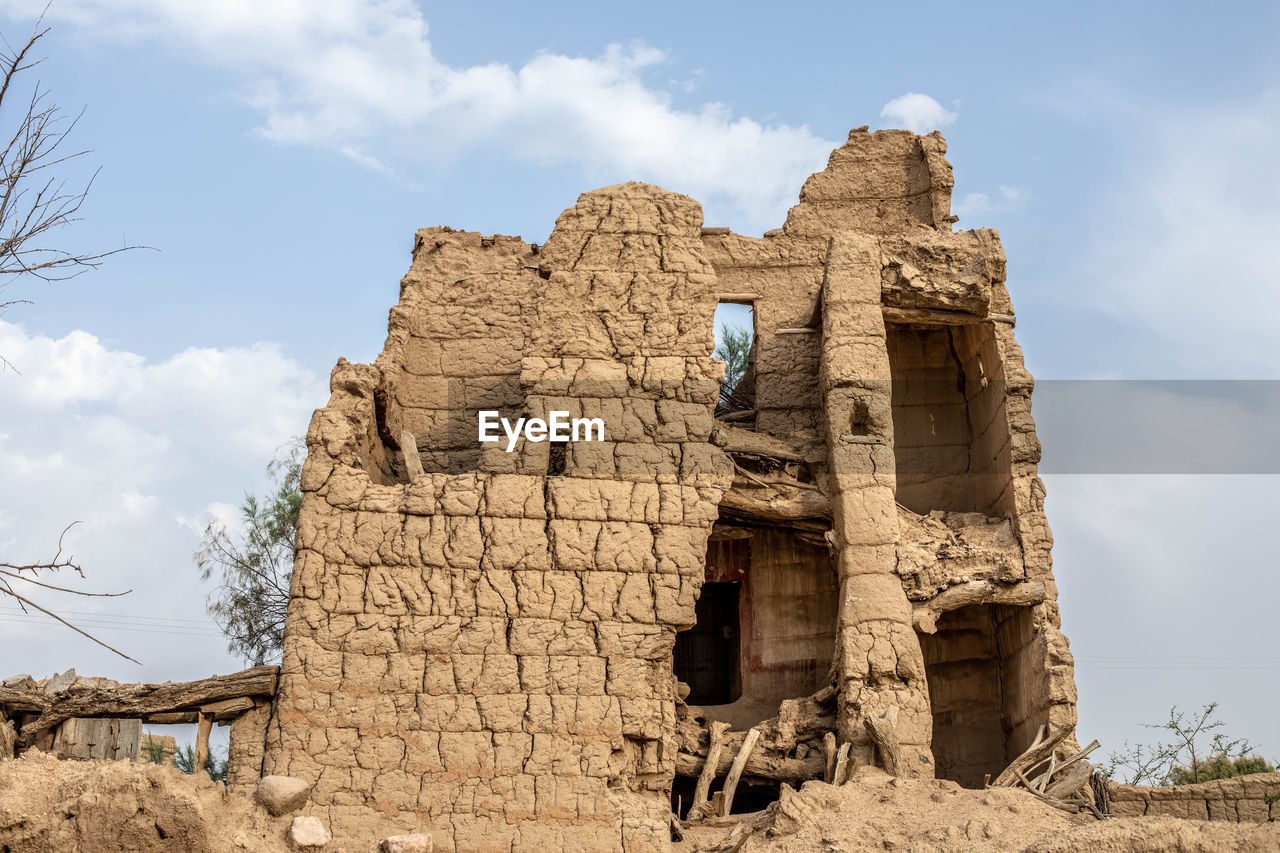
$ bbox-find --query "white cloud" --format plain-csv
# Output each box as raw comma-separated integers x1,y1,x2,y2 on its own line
0,320,324,680
879,92,957,133
953,184,1029,222
1046,474,1280,757
3,0,838,230
1067,88,1280,376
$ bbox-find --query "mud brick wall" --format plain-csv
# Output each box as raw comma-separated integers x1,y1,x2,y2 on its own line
263,184,734,852
262,126,1081,848
1107,773,1280,822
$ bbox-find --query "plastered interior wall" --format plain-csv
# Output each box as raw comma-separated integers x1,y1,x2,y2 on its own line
690,529,837,726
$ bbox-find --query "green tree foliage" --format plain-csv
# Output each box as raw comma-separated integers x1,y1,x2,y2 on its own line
196,441,302,665
1105,702,1274,786
713,323,752,411
1167,753,1276,785
175,744,227,782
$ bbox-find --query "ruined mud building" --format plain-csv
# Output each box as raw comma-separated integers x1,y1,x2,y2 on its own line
260,127,1078,850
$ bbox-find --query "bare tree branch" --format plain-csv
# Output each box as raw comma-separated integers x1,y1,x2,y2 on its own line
0,523,139,664
0,13,146,305
0,15,147,662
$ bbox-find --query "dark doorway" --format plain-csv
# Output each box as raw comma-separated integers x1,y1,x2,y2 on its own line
674,581,741,705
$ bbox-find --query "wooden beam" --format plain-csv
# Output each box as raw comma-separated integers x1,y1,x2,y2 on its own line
400,429,425,479
689,721,730,820
201,696,256,720
864,706,901,777
0,687,49,714
832,742,852,785
719,479,831,524
194,712,213,778
882,305,985,326
143,712,198,725
823,731,837,783
721,728,761,817
676,747,824,786
17,666,278,749
718,424,809,462
913,580,1047,634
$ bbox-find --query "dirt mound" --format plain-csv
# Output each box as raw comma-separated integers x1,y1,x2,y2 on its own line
678,768,1280,853
0,751,290,853
724,769,1078,852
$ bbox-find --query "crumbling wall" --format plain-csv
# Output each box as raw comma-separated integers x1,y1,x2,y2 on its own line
264,184,734,852
265,126,1079,848
1107,773,1280,822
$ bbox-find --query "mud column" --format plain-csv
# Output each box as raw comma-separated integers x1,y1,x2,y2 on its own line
819,233,934,777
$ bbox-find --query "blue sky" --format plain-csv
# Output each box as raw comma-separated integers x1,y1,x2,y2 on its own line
1,1,1278,766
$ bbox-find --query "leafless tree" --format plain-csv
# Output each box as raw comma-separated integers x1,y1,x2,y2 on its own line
0,15,140,662
0,14,140,370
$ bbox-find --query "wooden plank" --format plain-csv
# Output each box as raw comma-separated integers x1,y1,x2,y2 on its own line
143,712,198,725
864,706,901,777
720,728,761,817
832,742,852,785
689,721,730,820
17,666,278,749
882,305,986,326
53,717,141,761
718,424,809,462
823,731,837,783
400,430,425,479
201,696,255,719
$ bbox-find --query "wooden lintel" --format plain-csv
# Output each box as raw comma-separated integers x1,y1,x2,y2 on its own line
882,305,986,326
913,580,1047,634
201,696,256,719
719,480,832,527
142,712,199,725
16,665,278,749
718,424,810,462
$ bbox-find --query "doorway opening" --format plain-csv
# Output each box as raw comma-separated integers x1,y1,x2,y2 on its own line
918,603,1046,787
674,581,741,706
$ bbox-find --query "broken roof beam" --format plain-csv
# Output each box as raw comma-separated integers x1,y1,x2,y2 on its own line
13,665,278,748
716,423,815,462
912,580,1048,634
719,479,832,528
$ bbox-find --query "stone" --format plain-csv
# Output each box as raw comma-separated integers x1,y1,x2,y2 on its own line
42,668,76,695
256,775,312,816
288,816,330,849
378,834,433,853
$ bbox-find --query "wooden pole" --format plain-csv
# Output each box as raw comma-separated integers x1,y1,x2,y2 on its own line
400,430,425,479
822,731,837,783
864,706,901,777
721,727,761,817
689,721,730,819
194,712,213,777
832,742,852,785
